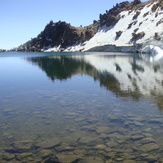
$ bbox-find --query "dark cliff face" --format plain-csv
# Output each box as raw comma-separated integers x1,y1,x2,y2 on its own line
16,21,98,52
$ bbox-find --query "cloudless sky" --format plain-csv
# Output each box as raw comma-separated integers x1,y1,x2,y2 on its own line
0,0,147,50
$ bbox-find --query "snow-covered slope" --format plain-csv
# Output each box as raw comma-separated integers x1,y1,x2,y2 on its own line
64,0,163,53
84,3,162,50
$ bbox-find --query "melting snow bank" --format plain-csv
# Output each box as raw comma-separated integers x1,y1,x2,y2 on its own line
42,45,61,52
141,45,163,62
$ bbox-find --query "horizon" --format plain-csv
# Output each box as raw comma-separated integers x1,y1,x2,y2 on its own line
0,0,147,50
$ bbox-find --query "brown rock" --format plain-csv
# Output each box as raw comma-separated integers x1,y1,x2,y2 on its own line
130,134,144,140
72,157,105,163
96,127,110,134
56,154,81,163
12,140,33,152
78,136,102,145
123,160,137,163
38,149,53,159
94,144,107,150
106,140,118,147
140,137,155,144
141,143,159,152
37,137,61,149
55,146,74,152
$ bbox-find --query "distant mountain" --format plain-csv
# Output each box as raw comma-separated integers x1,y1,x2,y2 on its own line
13,0,163,53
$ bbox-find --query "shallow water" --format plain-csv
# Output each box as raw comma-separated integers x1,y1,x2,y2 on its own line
0,52,163,163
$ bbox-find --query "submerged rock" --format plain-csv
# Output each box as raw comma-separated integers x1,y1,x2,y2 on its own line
148,118,163,124
96,127,110,134
72,157,105,163
140,143,159,152
10,140,33,153
74,118,85,122
56,154,81,163
78,136,102,145
55,146,75,152
42,155,61,163
143,155,157,162
130,134,144,141
38,149,53,159
123,153,136,160
133,121,144,126
3,108,17,115
122,160,137,163
106,140,118,148
36,138,61,149
140,137,156,144
81,124,96,131
94,144,107,150
2,153,15,161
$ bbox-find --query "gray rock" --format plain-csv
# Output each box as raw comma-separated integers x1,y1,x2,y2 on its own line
148,119,163,124
133,121,144,126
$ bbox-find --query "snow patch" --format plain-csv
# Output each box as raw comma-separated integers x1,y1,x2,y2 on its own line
141,45,163,62
44,45,61,52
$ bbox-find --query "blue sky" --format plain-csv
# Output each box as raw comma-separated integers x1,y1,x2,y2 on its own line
0,0,147,50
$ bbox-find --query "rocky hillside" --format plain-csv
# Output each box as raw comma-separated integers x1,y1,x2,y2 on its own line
13,0,163,52
83,0,163,52
14,21,98,52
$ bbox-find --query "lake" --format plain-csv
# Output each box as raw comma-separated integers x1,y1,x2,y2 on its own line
0,52,163,163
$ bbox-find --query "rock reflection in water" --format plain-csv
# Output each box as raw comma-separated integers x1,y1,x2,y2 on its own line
27,53,163,111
